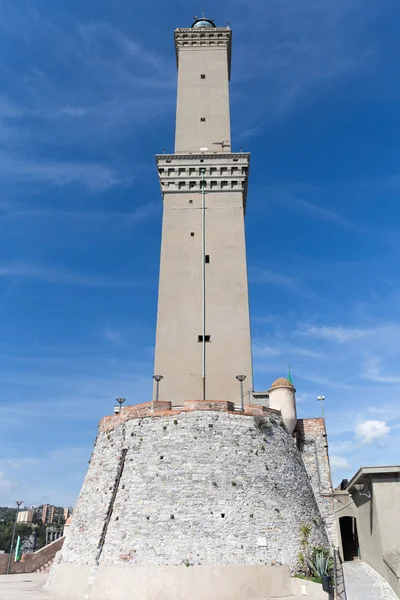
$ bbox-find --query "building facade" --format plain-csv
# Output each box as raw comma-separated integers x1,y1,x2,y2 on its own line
63,507,73,522
334,466,400,597
41,505,55,525
17,510,33,524
154,17,253,406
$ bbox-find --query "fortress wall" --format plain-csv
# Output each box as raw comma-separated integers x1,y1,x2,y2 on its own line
56,403,328,576
296,418,337,545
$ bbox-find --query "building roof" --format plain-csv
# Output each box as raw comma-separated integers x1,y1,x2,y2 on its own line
269,377,295,390
192,17,216,29
346,466,400,492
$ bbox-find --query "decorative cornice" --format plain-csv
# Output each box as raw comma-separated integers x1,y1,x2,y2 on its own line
156,153,249,162
155,153,250,212
174,27,232,80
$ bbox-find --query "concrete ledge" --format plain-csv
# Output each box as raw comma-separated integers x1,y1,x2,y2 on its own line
47,563,294,600
291,578,327,599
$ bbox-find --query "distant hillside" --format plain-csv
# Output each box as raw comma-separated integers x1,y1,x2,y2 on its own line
0,507,17,523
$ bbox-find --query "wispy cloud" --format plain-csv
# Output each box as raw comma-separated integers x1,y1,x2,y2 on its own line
57,105,89,118
330,455,351,472
0,262,151,288
249,266,321,301
361,357,400,384
299,325,367,344
0,151,132,190
233,0,376,135
103,328,122,342
0,12,176,193
249,267,297,288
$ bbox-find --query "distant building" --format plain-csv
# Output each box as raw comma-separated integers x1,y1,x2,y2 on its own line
41,504,55,524
17,510,33,524
63,507,73,521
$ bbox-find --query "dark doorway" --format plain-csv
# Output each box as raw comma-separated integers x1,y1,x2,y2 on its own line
340,516,359,561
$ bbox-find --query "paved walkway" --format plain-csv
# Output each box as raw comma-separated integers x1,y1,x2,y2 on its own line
0,573,310,600
0,574,67,600
343,561,398,600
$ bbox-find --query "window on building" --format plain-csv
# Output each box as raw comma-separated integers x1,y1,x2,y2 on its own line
200,117,206,122
191,232,195,237
201,74,206,79
205,255,210,264
189,199,193,204
198,335,211,342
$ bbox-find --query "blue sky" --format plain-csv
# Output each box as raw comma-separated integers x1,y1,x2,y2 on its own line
0,0,399,507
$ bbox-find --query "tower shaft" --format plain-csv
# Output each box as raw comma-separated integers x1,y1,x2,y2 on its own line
154,23,253,405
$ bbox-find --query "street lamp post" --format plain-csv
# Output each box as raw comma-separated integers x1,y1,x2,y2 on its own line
317,395,325,418
115,398,126,414
7,500,23,575
152,375,163,411
236,375,246,412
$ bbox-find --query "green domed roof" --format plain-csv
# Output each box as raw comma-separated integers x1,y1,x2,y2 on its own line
192,17,216,29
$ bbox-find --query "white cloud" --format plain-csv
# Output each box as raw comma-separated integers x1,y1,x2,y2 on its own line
330,455,351,472
355,420,391,444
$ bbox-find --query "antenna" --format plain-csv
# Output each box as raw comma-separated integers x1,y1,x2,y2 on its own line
202,9,205,18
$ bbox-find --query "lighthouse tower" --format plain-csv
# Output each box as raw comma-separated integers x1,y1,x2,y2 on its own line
46,17,334,600
154,16,253,405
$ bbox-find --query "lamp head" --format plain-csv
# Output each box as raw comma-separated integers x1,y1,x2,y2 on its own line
116,398,126,406
317,396,325,401
236,375,246,382
153,375,163,383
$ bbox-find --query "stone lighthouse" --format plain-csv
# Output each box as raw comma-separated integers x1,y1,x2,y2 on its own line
46,17,334,600
154,16,252,405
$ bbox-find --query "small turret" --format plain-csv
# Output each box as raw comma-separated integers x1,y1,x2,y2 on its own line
267,377,297,434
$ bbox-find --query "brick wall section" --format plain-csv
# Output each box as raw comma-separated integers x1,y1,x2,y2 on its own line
296,418,337,545
100,400,278,434
52,404,329,576
0,537,64,574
